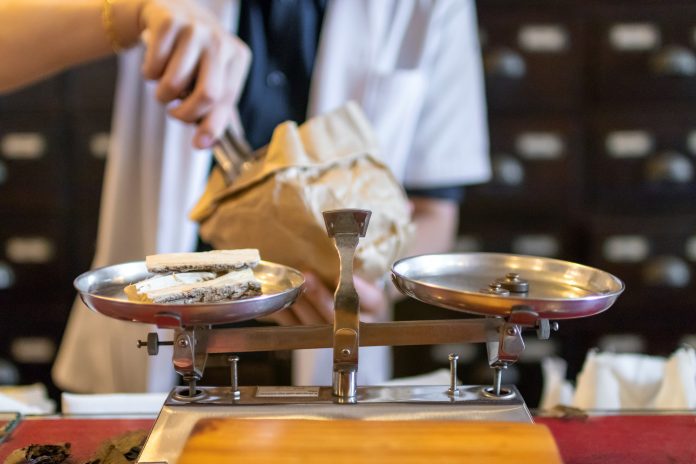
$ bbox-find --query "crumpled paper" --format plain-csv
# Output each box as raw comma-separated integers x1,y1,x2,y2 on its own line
191,102,413,285
540,346,696,410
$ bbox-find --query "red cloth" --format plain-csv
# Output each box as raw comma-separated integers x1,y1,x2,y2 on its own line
1,416,695,463
0,418,153,462
537,415,696,464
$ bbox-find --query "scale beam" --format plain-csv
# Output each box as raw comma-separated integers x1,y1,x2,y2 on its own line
205,319,501,354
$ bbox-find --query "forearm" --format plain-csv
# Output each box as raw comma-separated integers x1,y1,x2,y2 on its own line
386,197,459,301
0,0,143,93
408,197,460,256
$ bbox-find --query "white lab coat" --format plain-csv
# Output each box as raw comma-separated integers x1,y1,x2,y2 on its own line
52,0,489,393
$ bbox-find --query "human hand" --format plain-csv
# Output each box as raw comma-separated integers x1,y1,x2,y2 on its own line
264,272,390,326
124,0,251,148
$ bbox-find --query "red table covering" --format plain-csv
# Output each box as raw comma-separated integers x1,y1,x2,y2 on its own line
1,415,695,463
536,415,696,464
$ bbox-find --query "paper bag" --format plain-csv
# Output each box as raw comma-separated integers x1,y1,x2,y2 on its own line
190,102,413,285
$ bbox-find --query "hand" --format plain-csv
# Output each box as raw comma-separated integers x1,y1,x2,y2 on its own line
264,272,390,326
128,0,251,148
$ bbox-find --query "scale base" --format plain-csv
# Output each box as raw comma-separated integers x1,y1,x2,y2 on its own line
138,384,532,464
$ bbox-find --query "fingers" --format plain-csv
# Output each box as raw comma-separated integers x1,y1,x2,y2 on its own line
302,273,335,323
138,1,252,147
259,273,389,326
168,51,221,123
289,297,327,325
264,273,335,326
171,43,250,147
156,26,201,103
354,276,389,321
141,15,179,80
259,307,301,326
225,40,252,104
191,104,231,148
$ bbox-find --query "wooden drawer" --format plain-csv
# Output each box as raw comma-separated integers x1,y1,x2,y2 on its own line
455,219,580,261
0,113,69,213
478,3,583,111
0,74,65,112
589,110,696,212
0,214,72,303
0,302,71,400
590,4,696,102
71,111,110,191
462,116,582,217
586,214,696,315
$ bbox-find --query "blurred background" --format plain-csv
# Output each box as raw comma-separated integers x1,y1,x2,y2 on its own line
1,0,696,406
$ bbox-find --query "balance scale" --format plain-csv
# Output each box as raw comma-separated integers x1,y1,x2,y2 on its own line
74,209,624,463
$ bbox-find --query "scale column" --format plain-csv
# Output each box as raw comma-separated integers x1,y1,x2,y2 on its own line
323,209,371,402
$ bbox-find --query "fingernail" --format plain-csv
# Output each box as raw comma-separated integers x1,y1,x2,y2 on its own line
304,273,315,288
197,133,213,149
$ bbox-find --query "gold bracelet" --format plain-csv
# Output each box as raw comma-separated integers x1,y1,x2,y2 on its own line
101,0,124,53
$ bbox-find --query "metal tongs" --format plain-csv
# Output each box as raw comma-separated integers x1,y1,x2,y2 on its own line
212,124,259,183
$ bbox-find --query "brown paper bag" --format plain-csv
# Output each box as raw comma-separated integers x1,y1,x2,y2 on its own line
190,102,413,285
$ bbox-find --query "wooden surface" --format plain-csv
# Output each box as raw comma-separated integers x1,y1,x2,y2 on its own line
179,418,563,464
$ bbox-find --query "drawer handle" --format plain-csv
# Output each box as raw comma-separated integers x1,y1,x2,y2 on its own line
512,235,559,257
0,160,7,185
603,235,650,263
642,255,691,288
650,45,696,76
492,154,525,186
5,237,55,264
89,132,110,159
0,261,15,289
484,47,526,78
644,151,693,183
1,133,46,160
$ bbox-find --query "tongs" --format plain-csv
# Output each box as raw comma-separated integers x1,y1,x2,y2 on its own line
212,125,258,183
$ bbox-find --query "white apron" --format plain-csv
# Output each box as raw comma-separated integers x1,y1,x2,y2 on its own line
53,0,489,393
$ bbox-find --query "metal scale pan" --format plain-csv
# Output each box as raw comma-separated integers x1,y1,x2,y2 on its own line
392,252,624,319
74,260,304,327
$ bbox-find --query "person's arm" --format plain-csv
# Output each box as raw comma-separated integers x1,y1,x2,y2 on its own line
407,197,459,256
0,0,250,148
0,1,118,93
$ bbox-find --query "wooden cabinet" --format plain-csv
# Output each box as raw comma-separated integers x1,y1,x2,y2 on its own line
590,4,696,102
480,2,584,112
0,57,116,394
589,109,696,211
462,116,583,217
411,0,696,403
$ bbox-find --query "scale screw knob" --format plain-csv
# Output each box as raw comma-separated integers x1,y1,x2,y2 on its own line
177,338,189,348
341,348,351,356
499,272,529,293
480,282,511,296
137,333,165,356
